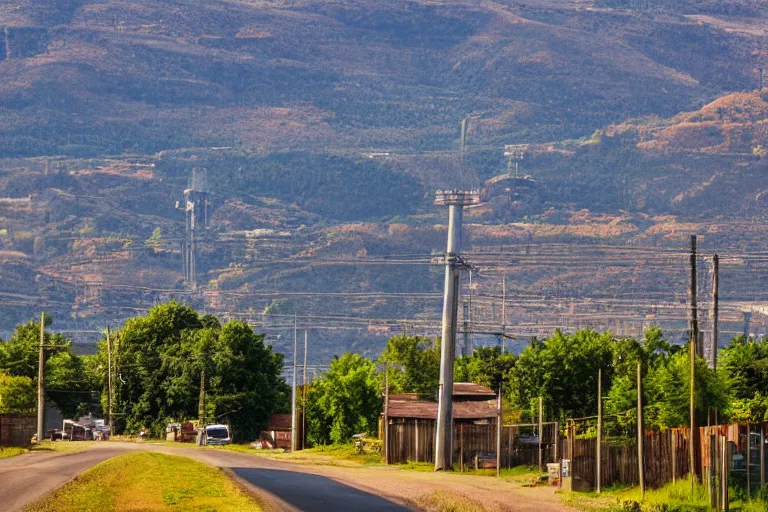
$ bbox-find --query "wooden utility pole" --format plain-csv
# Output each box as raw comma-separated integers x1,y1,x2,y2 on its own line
291,314,298,452
637,361,645,500
689,235,699,484
711,255,719,370
689,235,700,357
197,367,206,446
538,396,543,473
107,327,113,437
36,312,45,444
384,368,390,465
597,367,602,494
496,385,502,477
501,275,506,353
302,329,308,450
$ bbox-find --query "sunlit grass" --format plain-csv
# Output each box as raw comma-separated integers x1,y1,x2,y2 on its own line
25,452,262,512
0,446,28,459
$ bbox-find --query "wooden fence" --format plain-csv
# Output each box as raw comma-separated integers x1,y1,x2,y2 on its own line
569,428,690,489
387,419,559,468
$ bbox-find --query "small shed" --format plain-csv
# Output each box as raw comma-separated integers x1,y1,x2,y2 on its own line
261,414,292,449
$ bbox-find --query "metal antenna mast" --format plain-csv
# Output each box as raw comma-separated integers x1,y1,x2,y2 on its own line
434,189,478,471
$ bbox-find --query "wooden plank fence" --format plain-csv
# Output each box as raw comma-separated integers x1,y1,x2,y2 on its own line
387,419,558,468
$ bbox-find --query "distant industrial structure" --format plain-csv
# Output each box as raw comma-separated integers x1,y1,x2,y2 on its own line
177,169,210,288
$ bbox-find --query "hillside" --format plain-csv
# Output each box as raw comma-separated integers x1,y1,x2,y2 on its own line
0,0,767,359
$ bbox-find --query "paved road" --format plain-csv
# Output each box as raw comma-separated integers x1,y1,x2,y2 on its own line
0,444,140,511
0,444,412,512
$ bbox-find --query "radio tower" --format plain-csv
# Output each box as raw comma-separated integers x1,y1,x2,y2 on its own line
178,169,210,288
434,189,479,471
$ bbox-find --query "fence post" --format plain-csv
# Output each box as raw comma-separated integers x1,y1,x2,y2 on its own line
415,419,419,463
747,424,752,499
496,386,502,477
459,423,464,472
637,360,645,500
597,367,602,494
672,430,677,483
761,423,765,489
722,435,729,512
538,396,543,473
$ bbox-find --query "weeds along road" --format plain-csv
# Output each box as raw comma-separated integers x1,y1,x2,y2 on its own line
0,442,573,512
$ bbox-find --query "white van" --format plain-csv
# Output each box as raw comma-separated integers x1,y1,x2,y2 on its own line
206,424,232,446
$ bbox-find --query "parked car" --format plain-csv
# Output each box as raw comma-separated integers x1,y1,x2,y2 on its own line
206,424,231,446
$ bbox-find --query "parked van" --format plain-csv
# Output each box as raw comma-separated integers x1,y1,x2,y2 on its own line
206,424,231,445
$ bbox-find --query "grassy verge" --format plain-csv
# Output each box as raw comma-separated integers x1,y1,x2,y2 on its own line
0,446,28,459
398,461,545,484
216,442,384,466
25,451,262,512
562,476,725,511
31,441,96,455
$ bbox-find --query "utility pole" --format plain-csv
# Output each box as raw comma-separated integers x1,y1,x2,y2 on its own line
302,329,308,450
597,367,602,494
689,235,699,483
36,312,45,444
384,368,390,464
434,190,477,471
637,360,645,500
197,367,207,446
496,385,502,477
107,327,113,437
711,255,719,371
291,314,298,452
538,396,543,473
501,275,507,353
689,235,700,357
463,300,470,357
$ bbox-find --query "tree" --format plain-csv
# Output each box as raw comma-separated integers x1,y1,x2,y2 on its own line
0,317,97,418
719,335,768,423
305,353,381,446
454,346,516,391
113,302,287,440
378,336,439,397
0,372,35,415
509,330,613,421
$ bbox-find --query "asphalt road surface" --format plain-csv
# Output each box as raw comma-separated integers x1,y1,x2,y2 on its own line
0,443,412,512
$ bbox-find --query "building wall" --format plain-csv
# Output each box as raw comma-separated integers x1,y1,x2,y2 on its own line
0,415,36,446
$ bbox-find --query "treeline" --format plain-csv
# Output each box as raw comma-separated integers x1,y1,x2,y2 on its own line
2,303,766,447
0,302,290,442
305,327,767,446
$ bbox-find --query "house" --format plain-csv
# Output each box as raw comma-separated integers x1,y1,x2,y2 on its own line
384,382,498,426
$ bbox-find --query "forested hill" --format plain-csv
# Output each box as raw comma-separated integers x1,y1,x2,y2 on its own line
0,0,767,353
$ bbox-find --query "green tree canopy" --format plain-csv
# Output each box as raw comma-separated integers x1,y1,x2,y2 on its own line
378,335,439,397
305,353,381,446
454,346,516,392
0,372,35,415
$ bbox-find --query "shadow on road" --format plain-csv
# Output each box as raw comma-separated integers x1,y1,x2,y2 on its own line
232,467,410,512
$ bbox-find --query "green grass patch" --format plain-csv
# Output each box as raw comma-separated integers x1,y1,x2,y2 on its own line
0,446,28,459
25,451,262,512
563,476,715,511
223,442,384,466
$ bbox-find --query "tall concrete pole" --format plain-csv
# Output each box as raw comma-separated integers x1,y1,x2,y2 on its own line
37,312,45,444
291,314,298,452
434,190,476,471
711,255,719,371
